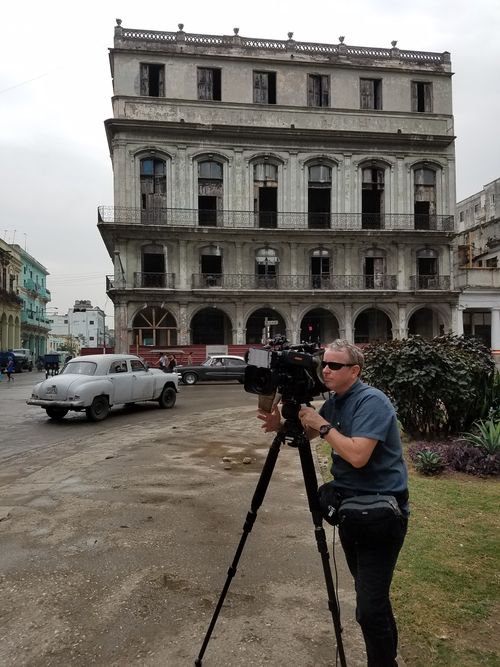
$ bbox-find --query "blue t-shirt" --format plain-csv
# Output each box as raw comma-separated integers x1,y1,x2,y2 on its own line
319,379,408,496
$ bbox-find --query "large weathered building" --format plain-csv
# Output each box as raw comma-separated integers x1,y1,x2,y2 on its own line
99,22,458,353
455,178,500,357
0,239,22,350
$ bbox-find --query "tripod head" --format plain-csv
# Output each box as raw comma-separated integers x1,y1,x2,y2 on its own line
279,399,311,446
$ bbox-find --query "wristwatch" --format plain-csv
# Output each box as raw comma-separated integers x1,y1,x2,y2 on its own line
319,424,334,439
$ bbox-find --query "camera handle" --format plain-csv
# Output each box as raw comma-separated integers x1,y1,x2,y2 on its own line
194,422,347,667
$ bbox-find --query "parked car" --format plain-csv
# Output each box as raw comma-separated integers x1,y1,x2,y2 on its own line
12,348,34,371
174,355,246,385
26,354,179,421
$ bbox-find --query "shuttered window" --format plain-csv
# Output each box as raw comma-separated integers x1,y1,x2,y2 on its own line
197,68,221,101
360,78,382,110
308,74,329,107
140,64,165,97
411,81,433,112
253,71,276,104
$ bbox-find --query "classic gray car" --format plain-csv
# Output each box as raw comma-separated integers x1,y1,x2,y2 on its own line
174,354,246,385
27,354,179,421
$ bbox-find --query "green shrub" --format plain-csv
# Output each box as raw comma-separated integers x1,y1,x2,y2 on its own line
413,449,446,475
363,334,495,439
464,419,500,455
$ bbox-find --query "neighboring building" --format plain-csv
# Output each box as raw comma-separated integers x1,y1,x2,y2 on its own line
455,178,500,358
99,23,458,353
49,300,106,348
0,239,22,350
46,332,81,355
12,244,51,358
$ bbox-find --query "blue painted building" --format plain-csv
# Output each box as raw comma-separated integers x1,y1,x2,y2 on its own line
12,245,51,358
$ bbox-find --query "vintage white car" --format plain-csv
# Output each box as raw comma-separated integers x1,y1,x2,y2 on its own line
27,354,179,421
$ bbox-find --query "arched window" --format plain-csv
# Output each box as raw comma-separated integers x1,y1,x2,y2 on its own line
362,167,385,229
254,162,278,228
255,248,279,288
414,167,437,229
140,158,166,223
198,159,223,226
310,249,330,288
308,166,331,229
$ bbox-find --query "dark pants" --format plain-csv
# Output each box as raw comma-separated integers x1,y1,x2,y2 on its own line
339,515,408,667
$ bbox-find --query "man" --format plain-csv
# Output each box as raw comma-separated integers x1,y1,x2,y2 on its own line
258,339,408,667
158,352,167,372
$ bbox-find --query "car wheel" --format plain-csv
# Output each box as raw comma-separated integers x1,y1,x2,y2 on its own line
182,372,198,385
45,407,68,421
159,386,176,409
86,396,110,422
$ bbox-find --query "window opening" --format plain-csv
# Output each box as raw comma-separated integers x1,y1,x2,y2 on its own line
198,160,223,226
360,79,382,110
141,245,165,287
414,168,436,230
200,246,222,287
255,249,278,288
308,165,331,229
308,74,329,107
254,163,278,228
362,167,384,229
140,64,165,97
140,158,166,223
363,256,385,289
411,81,432,112
310,250,330,288
197,68,221,101
253,71,276,104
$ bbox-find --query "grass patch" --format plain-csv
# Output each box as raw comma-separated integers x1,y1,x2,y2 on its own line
316,442,500,666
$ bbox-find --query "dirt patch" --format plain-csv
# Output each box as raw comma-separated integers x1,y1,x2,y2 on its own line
0,407,367,666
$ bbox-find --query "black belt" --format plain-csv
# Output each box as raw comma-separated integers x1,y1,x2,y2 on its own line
334,487,409,507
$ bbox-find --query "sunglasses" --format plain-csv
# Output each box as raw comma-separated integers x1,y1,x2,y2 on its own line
321,361,358,371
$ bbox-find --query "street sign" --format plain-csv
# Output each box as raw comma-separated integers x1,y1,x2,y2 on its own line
265,319,279,325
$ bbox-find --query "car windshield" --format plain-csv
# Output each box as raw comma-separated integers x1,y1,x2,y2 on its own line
60,361,97,376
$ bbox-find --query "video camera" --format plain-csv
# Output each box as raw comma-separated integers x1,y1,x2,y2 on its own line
244,335,327,409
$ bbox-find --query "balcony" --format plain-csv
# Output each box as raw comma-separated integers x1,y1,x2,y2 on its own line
456,268,500,289
21,311,51,328
410,275,451,290
23,279,51,300
191,274,398,290
98,206,454,233
134,272,176,288
0,286,22,307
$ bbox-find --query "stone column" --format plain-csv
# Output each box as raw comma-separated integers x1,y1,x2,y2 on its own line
235,301,245,344
178,240,187,289
343,303,353,341
397,303,407,340
178,303,189,345
452,305,464,336
491,308,500,352
114,301,129,354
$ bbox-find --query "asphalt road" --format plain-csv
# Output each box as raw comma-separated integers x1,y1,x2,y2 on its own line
0,370,251,462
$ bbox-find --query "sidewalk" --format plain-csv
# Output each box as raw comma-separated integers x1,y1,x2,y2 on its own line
0,406,370,666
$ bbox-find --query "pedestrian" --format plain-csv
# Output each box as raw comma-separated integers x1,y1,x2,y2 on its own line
158,352,167,372
257,339,409,667
186,353,193,365
6,358,15,381
168,354,177,371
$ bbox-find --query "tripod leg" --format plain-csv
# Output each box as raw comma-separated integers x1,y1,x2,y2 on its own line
195,431,285,666
297,435,347,667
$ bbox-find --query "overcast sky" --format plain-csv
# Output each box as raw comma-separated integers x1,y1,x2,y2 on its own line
1,0,499,322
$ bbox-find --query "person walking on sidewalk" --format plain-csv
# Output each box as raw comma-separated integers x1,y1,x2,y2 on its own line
6,358,15,381
257,339,409,667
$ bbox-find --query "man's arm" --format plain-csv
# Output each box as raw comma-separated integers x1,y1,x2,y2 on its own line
298,406,377,468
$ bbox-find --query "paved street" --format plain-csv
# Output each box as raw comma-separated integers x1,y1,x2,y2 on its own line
0,371,373,666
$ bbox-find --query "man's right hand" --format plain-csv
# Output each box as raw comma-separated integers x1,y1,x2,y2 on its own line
257,404,282,433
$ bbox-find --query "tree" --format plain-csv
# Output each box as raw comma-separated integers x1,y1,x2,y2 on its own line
362,334,495,439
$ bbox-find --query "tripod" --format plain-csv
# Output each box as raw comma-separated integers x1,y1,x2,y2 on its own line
194,407,347,666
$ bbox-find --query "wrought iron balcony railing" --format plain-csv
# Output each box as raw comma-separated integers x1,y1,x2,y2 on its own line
410,275,451,290
191,274,398,290
98,206,454,232
134,272,176,288
107,273,452,291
